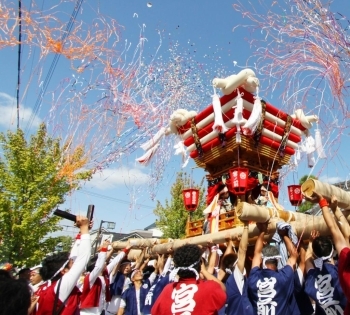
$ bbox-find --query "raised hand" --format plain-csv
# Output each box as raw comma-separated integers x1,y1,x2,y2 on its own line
75,215,89,234
256,221,268,233
99,239,110,251
310,230,320,241
330,195,338,210
304,191,323,203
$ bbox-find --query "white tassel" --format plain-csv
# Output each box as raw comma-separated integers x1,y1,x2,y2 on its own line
231,91,246,144
305,135,316,154
315,129,326,159
296,147,301,161
231,92,245,125
236,126,242,143
307,152,315,168
303,135,316,168
243,88,262,135
174,140,186,156
182,156,190,168
293,147,301,166
174,139,189,168
293,154,298,166
136,144,159,165
140,127,166,151
212,91,229,133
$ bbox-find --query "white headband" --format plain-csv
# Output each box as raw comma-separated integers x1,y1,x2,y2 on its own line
314,248,334,270
262,255,282,269
225,268,233,275
169,259,201,282
131,269,141,280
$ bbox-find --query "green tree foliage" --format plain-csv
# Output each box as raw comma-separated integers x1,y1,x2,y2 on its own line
0,124,92,266
297,174,318,213
51,235,74,253
153,172,206,239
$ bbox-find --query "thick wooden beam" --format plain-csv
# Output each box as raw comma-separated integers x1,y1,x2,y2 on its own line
302,179,350,209
113,178,350,257
113,212,350,258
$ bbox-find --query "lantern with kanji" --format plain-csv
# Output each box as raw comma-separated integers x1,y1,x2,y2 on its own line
182,188,200,212
287,185,303,206
229,167,249,195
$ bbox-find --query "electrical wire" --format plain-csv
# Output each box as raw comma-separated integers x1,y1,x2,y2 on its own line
16,0,22,129
77,189,155,209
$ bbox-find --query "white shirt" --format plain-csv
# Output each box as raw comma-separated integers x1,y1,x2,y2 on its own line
56,234,91,302
37,234,91,311
104,250,128,313
105,277,131,313
233,266,246,295
120,288,141,315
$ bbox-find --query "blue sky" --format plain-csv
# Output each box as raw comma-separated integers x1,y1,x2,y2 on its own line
0,0,349,236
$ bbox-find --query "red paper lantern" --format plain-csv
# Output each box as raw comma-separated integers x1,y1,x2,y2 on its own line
182,188,200,212
287,185,303,206
229,167,249,195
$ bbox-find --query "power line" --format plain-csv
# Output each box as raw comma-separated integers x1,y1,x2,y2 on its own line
16,0,22,129
77,190,155,209
25,0,84,133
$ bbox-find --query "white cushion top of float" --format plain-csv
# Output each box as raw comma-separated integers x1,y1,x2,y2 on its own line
186,117,298,152
181,97,303,142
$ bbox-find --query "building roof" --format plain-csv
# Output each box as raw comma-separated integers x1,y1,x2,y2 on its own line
144,222,157,230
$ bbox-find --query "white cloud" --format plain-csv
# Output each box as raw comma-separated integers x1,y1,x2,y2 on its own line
87,167,150,190
318,175,343,184
0,92,41,130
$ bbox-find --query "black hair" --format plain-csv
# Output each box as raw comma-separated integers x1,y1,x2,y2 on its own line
120,259,131,265
18,268,31,280
40,251,70,281
250,185,261,200
119,259,132,275
86,264,95,273
18,268,30,275
173,244,201,279
217,184,227,194
262,245,280,266
119,259,131,269
142,265,155,280
0,270,11,280
0,278,31,315
312,236,333,258
222,253,238,269
86,256,98,273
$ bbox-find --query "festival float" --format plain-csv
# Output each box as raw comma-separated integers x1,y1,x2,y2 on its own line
113,69,350,256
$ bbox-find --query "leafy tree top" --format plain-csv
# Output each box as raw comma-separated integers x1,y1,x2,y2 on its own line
297,174,318,213
0,124,91,266
153,172,206,239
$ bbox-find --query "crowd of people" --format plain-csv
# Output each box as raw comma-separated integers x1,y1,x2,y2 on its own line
0,193,349,315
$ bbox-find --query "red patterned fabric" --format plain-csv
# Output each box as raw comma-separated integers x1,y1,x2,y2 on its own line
36,281,81,315
151,278,226,315
225,176,258,195
265,181,279,198
206,184,219,205
206,177,279,205
339,247,350,315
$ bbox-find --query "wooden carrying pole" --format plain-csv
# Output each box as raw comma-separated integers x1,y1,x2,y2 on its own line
116,219,280,259
235,202,305,222
302,179,350,209
113,209,350,258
